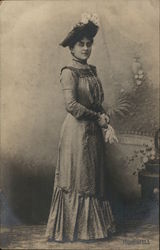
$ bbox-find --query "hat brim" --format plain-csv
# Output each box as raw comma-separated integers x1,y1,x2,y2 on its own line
60,21,98,47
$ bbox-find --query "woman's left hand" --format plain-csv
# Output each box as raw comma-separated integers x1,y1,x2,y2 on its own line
97,113,108,128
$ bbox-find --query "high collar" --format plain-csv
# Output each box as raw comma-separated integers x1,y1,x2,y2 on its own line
72,57,87,65
71,56,90,69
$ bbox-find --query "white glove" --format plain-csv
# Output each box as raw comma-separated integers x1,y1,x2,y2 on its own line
103,124,118,144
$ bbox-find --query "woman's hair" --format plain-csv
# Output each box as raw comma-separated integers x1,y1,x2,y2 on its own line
69,35,94,49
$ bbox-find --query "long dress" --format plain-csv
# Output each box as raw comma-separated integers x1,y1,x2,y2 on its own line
46,59,116,241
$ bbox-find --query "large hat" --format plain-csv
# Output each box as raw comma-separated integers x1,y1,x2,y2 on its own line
60,13,99,47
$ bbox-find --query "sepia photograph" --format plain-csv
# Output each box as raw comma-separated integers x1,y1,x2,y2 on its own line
0,0,159,249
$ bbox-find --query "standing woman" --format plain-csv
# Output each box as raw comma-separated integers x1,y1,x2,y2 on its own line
46,13,116,242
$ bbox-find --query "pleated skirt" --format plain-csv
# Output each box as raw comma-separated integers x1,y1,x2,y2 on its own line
45,187,116,242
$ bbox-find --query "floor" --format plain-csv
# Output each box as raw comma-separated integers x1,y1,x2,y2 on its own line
0,222,159,250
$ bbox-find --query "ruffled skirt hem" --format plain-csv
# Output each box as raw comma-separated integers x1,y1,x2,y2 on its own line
45,187,116,242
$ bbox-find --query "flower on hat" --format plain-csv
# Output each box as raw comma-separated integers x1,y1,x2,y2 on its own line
136,80,142,86
138,70,143,75
135,74,139,79
81,13,99,26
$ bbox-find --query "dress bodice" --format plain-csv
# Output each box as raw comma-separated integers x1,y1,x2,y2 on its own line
60,63,104,113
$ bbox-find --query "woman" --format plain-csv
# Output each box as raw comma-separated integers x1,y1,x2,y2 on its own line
46,13,116,242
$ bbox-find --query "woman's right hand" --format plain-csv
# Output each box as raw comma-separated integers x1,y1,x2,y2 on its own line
97,113,108,128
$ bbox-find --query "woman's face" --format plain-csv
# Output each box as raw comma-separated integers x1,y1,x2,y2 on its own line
71,37,93,61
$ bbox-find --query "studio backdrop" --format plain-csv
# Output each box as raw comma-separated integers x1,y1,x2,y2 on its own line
0,0,159,224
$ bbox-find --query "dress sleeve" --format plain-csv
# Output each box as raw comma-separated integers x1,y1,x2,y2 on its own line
60,69,99,120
